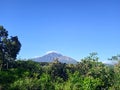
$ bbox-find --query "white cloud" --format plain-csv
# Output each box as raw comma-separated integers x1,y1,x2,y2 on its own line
33,56,40,58
102,60,112,64
102,60,117,65
46,50,59,54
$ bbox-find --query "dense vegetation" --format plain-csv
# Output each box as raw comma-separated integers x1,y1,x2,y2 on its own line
1,54,120,90
0,26,120,90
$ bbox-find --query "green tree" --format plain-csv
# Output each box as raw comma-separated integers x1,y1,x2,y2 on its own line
10,73,55,90
0,26,21,70
49,59,68,81
109,60,120,89
76,52,99,75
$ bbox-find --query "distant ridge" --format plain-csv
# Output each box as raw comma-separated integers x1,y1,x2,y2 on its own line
33,51,77,64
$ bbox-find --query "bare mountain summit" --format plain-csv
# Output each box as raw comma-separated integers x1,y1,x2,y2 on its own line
33,51,77,64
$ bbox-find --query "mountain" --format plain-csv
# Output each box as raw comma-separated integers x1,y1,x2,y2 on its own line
33,52,78,64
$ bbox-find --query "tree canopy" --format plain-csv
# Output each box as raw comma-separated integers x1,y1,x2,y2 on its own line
0,26,21,70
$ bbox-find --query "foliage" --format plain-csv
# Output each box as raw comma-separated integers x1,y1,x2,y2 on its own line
0,26,21,70
10,74,55,90
0,54,119,90
1,52,120,90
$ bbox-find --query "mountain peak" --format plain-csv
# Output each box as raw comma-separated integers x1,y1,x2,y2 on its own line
33,51,77,64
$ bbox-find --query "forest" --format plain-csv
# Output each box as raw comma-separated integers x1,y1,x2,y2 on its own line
0,26,120,90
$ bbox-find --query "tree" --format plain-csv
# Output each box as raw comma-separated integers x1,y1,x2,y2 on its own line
49,59,68,81
108,54,120,63
0,26,21,70
109,60,120,89
76,52,99,75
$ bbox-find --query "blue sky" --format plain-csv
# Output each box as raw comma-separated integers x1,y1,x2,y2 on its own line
0,0,120,62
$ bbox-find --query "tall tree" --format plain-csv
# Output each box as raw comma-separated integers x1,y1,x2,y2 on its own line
0,26,21,70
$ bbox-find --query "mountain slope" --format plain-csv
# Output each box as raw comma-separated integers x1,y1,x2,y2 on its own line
33,52,77,64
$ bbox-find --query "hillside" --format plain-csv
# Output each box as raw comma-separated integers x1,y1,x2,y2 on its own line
33,51,78,64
